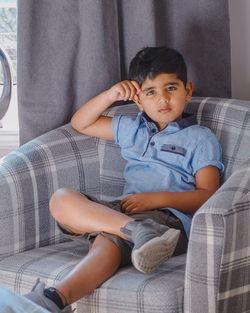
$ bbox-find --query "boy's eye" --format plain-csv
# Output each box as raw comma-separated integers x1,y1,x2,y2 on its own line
146,90,155,96
166,86,176,92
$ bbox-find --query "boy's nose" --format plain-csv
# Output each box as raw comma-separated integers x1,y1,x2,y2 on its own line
158,98,169,104
158,90,170,104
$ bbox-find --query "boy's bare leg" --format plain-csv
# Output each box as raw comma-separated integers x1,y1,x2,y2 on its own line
55,234,121,305
49,189,127,305
25,188,181,312
49,188,133,239
50,188,180,274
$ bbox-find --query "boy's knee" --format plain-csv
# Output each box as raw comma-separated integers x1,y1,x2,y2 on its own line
49,188,74,217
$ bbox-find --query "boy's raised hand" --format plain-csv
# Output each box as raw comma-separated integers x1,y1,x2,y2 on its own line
71,79,141,140
108,80,141,103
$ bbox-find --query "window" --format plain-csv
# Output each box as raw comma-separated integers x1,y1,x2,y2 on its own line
0,0,18,131
0,0,18,158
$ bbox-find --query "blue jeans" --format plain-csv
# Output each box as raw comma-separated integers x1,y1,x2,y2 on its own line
0,285,49,313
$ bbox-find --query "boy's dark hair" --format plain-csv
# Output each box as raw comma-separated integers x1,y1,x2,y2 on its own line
129,46,187,85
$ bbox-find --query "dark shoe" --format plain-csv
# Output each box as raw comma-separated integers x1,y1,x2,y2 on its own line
24,279,74,313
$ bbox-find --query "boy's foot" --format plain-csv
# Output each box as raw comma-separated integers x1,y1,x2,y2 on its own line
121,219,180,273
24,279,73,313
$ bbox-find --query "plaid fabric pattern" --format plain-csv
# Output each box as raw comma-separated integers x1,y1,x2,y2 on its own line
183,98,250,313
185,158,250,313
0,124,100,260
0,97,249,312
185,97,250,182
0,240,186,313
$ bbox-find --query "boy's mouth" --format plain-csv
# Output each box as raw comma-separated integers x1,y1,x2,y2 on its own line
158,108,171,113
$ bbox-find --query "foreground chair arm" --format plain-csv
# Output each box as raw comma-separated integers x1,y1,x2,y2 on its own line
185,158,250,313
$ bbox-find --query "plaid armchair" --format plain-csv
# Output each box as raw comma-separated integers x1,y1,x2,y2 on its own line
0,97,249,313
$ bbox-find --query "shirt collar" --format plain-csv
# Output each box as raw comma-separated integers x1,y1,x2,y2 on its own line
140,112,197,131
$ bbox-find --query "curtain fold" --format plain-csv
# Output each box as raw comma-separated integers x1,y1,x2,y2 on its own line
17,0,231,144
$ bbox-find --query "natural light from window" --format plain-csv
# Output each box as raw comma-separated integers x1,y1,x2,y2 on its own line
0,0,18,132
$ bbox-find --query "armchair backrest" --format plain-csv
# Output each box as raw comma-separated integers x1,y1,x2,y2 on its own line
185,97,250,182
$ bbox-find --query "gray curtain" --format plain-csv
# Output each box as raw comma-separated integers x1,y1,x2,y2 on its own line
17,0,231,144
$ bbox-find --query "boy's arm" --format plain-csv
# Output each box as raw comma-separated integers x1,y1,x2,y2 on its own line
71,80,140,140
121,165,220,214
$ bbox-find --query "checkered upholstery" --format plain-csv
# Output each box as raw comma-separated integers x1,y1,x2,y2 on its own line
0,97,249,313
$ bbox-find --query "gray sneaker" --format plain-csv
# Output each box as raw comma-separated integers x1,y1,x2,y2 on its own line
24,279,74,313
121,219,180,273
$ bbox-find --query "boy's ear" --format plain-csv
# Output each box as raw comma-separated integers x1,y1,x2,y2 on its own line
185,81,193,102
134,96,144,112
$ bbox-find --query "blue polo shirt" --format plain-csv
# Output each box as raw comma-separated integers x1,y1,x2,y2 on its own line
112,112,224,238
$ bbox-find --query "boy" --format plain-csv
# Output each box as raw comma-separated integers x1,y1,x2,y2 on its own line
25,47,224,313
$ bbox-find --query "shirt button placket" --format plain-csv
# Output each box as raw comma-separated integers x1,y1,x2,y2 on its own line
150,129,156,148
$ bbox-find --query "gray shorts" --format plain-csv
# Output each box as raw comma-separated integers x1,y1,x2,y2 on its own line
58,195,188,268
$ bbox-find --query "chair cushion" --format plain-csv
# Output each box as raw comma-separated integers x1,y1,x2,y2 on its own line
0,240,187,313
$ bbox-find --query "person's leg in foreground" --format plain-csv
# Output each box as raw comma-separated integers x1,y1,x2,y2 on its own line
25,189,180,312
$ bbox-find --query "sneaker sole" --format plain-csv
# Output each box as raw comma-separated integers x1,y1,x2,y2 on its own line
131,228,181,273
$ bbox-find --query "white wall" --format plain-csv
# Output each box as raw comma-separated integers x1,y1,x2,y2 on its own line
229,0,250,100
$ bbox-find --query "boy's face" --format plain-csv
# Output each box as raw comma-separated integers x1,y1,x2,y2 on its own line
135,73,193,130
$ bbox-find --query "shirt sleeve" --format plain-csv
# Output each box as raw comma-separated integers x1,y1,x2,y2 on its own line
191,132,224,175
112,115,122,145
112,115,139,147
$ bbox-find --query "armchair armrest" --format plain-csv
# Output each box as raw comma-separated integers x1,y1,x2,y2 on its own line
184,158,250,313
0,124,100,260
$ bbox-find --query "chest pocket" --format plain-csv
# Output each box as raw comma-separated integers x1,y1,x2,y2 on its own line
160,144,187,157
